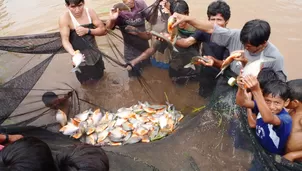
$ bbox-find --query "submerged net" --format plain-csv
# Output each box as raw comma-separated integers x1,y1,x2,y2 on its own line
1,2,302,171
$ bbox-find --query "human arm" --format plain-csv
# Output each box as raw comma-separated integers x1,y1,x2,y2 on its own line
86,8,107,36
59,15,76,56
106,8,119,30
247,109,257,128
0,134,23,145
243,75,282,125
283,151,302,162
175,37,196,48
172,13,214,34
236,74,255,108
127,47,156,70
125,25,152,40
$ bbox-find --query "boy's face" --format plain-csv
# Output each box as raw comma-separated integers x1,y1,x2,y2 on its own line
209,13,227,28
67,2,85,18
244,42,267,54
264,93,289,115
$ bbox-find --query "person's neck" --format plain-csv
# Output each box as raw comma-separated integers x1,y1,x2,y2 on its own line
294,105,302,115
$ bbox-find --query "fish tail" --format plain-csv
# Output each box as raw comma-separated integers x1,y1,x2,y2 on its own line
172,46,179,52
71,67,81,73
215,70,223,79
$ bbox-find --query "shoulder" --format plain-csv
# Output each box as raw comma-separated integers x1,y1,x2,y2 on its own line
213,25,240,36
264,42,284,59
278,109,292,124
59,12,71,25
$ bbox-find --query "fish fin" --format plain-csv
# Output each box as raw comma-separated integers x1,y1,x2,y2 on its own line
71,67,81,73
184,63,195,70
172,46,179,52
215,69,224,79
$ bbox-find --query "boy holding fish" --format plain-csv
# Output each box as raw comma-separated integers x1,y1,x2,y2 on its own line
236,75,292,156
106,0,153,77
171,11,287,83
59,0,107,85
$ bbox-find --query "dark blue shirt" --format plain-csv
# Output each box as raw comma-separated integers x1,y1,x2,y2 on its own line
252,101,292,155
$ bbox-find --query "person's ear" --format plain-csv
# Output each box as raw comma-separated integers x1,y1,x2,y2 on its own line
284,98,291,108
225,20,229,26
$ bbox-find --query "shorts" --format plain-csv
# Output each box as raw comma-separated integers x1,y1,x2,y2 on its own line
75,59,105,84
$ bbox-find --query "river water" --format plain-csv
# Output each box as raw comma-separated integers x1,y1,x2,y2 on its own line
0,0,301,170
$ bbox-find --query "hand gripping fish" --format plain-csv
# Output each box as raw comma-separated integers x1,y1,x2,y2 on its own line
150,16,179,52
71,50,85,73
184,56,211,70
215,52,242,78
227,54,277,86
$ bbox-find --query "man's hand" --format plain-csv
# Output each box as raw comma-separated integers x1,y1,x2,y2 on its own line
200,56,214,67
125,25,139,35
231,50,248,66
110,8,119,20
8,134,23,143
237,74,245,89
171,12,188,28
242,75,261,92
75,26,89,37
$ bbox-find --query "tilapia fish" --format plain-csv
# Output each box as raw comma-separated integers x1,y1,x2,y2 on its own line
71,50,85,73
215,52,242,78
112,2,131,12
184,56,211,70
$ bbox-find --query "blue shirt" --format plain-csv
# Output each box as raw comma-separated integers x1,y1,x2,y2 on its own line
252,102,292,155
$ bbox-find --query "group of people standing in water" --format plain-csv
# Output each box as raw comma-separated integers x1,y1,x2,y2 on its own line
0,0,301,170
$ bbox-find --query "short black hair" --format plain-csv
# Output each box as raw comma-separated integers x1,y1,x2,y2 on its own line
56,144,109,171
170,0,189,15
240,19,271,47
262,80,289,101
207,0,231,21
287,79,302,102
257,68,280,89
0,137,57,171
42,91,58,107
65,0,84,6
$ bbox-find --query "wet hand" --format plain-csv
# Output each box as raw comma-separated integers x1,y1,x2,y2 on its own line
171,12,187,28
110,8,119,20
8,134,23,143
75,26,89,37
237,74,245,89
242,75,260,92
231,50,248,66
125,25,138,35
200,56,214,66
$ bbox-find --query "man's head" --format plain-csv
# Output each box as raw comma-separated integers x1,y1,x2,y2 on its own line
123,0,135,9
287,79,302,110
257,68,280,89
65,0,85,18
207,0,230,28
56,144,109,171
42,91,59,109
262,80,290,115
0,137,57,171
170,0,189,29
240,19,270,54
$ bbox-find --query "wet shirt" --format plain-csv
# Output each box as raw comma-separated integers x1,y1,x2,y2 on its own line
211,25,286,78
115,0,150,61
252,102,292,155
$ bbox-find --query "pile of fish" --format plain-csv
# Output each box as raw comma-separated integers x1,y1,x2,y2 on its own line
57,102,184,146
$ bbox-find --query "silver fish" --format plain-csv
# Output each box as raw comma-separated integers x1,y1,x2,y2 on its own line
71,50,85,73
97,129,109,143
112,2,131,12
242,56,276,77
184,56,210,70
56,109,67,127
123,136,142,145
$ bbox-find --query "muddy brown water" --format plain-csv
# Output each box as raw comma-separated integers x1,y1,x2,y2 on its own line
0,0,301,170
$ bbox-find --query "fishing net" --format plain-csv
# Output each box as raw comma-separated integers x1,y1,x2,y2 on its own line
1,1,302,171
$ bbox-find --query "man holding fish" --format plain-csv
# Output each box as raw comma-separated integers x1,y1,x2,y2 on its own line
106,0,153,77
178,1,231,98
171,11,287,85
59,0,107,85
